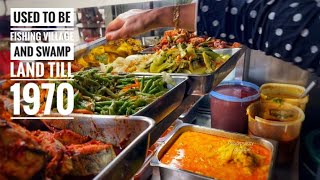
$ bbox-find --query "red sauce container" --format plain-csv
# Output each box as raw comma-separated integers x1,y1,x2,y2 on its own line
210,80,260,133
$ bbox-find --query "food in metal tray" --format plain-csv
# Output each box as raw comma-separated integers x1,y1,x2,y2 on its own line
49,69,172,115
106,29,238,74
75,38,143,68
161,131,271,180
0,122,47,179
0,121,116,179
154,29,241,51
0,101,117,179
106,46,231,74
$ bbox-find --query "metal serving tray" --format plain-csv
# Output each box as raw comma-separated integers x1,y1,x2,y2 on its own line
183,47,246,95
74,37,245,95
41,114,154,180
132,47,246,95
69,75,187,123
134,76,187,123
178,95,204,123
150,123,277,180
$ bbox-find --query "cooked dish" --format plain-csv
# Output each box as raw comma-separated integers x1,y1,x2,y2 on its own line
161,131,271,180
154,29,241,51
0,98,117,179
48,70,172,115
106,29,239,74
0,121,116,179
75,38,143,68
107,45,230,74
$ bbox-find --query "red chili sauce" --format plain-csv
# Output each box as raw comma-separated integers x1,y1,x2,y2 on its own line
210,84,259,133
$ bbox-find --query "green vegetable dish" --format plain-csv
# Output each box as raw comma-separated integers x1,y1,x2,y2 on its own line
52,69,173,115
148,44,230,74
106,43,231,74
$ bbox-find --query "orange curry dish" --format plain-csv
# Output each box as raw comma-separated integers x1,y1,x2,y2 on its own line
160,132,272,180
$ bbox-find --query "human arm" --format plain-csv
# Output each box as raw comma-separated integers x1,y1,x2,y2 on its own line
105,3,196,40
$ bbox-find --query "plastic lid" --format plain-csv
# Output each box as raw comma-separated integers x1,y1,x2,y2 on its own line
210,80,260,102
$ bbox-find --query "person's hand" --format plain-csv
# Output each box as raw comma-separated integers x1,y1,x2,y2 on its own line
105,4,196,40
105,9,154,40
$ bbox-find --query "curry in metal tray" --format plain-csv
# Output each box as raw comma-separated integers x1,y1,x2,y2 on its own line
160,132,271,180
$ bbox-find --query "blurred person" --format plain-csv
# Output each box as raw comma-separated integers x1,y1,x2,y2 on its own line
78,7,104,42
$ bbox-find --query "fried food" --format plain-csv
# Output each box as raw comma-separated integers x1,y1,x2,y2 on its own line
53,129,91,146
154,29,241,51
0,99,116,179
67,140,116,176
0,122,46,179
32,130,73,179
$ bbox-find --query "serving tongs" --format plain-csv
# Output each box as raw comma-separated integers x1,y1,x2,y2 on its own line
74,37,107,59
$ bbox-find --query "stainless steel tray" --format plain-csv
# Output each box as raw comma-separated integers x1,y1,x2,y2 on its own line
132,47,246,95
74,37,245,95
178,95,203,123
69,75,187,123
150,123,277,180
134,76,187,123
41,114,155,180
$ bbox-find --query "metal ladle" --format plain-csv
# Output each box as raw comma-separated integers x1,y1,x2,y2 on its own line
299,80,317,98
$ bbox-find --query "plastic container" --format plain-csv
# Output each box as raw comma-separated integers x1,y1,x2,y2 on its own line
210,80,260,133
247,101,305,164
260,83,309,111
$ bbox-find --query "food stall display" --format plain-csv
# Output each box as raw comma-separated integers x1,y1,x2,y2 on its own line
2,24,292,180
1,0,318,177
69,28,246,96
0,29,246,179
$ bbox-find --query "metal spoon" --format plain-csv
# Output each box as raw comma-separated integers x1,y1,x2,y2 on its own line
299,80,317,98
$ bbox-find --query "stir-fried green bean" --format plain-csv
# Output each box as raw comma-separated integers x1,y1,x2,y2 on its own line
66,70,171,115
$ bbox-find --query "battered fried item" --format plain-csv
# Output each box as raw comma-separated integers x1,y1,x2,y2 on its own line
32,130,116,178
53,129,91,146
0,99,116,179
67,140,116,176
32,130,73,179
0,96,13,121
0,122,46,180
155,29,241,51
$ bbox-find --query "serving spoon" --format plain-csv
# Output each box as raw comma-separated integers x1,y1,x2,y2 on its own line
299,80,317,98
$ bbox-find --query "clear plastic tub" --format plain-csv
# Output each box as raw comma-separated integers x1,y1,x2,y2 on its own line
247,101,305,164
260,83,309,111
210,80,260,133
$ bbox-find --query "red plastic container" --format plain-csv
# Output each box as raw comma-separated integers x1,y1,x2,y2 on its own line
210,80,260,133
